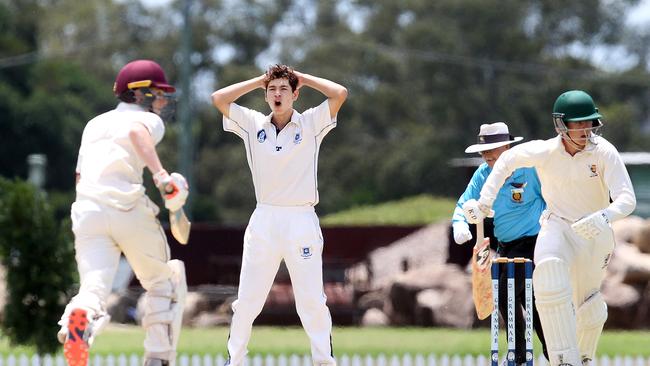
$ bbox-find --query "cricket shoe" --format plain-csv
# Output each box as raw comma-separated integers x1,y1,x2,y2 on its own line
63,308,89,366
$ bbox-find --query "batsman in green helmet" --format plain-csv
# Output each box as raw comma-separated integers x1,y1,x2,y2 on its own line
463,90,636,366
552,90,603,152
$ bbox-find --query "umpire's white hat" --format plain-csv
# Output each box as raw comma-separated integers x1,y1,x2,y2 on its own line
464,122,523,153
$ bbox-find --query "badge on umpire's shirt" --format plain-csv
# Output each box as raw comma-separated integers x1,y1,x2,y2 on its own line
301,246,313,259
257,129,266,143
509,182,527,203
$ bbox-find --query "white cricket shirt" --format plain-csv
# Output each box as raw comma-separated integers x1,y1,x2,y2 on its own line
223,100,336,206
480,135,636,222
75,103,165,210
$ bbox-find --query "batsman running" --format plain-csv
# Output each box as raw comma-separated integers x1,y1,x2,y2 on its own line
463,91,636,366
453,122,548,364
58,60,188,366
211,64,347,366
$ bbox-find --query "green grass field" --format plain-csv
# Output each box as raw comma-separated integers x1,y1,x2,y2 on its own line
321,195,456,226
4,326,650,356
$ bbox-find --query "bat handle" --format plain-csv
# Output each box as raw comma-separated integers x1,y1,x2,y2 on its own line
476,219,484,244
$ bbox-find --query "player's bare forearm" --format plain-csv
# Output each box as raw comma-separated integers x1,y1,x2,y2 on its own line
211,75,266,118
129,123,165,175
294,71,348,118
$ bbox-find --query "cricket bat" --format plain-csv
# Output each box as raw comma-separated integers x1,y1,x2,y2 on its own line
471,219,493,320
170,208,191,245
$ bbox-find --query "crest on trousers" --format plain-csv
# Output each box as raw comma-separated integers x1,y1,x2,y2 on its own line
257,129,267,143
301,246,313,259
589,163,599,177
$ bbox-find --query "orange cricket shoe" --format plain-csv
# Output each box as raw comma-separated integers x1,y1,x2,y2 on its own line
63,308,89,366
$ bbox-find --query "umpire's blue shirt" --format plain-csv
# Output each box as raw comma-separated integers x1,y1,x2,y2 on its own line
452,163,546,243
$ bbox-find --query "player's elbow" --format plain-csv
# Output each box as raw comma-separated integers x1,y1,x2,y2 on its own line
211,90,229,115
336,86,348,103
626,193,637,214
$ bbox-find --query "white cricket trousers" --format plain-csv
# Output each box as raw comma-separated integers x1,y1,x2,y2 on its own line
62,195,175,359
227,204,335,366
533,212,614,366
534,212,613,306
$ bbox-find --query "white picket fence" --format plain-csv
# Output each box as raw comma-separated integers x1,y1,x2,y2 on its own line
2,354,650,366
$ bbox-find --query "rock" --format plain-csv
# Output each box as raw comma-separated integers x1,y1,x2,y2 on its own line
633,219,650,254
601,277,642,329
106,289,141,324
386,264,471,326
361,308,389,327
609,242,650,284
357,291,385,311
415,286,474,328
191,311,231,327
366,223,450,289
612,216,645,245
183,291,212,325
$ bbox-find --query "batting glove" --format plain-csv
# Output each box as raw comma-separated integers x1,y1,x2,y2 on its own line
452,222,473,244
571,210,610,241
153,170,189,212
462,199,494,224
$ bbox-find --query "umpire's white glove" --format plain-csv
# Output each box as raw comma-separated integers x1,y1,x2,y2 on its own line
571,210,611,241
462,199,494,224
153,170,189,212
452,221,473,244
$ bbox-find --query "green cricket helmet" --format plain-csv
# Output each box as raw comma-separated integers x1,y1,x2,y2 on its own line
552,90,603,146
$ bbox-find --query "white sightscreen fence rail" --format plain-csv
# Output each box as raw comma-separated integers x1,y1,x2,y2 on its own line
1,354,650,366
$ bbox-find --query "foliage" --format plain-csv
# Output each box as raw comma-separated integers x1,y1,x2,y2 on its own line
320,194,456,226
0,0,649,223
0,178,76,354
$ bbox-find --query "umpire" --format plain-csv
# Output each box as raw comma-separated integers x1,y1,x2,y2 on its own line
453,122,548,364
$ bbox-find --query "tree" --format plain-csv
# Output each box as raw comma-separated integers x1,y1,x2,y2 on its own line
0,178,76,354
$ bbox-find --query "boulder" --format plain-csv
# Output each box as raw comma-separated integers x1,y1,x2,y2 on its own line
183,291,212,324
361,308,389,327
611,215,645,245
415,286,474,328
633,219,650,254
356,291,385,311
609,242,650,284
106,289,142,324
601,277,642,329
191,311,231,327
366,223,450,289
386,264,471,326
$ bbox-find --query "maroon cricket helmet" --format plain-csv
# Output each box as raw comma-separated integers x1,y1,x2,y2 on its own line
113,59,175,96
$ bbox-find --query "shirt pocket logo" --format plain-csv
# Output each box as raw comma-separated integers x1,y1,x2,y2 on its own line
257,129,267,143
510,182,527,203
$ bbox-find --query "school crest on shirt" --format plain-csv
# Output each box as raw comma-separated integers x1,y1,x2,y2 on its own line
300,246,313,259
510,182,527,203
293,131,302,145
257,129,267,143
588,163,599,177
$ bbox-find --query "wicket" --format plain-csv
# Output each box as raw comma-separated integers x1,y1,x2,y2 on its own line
490,257,534,366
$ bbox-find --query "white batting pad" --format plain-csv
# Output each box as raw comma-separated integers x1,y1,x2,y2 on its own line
576,292,607,362
533,258,581,366
168,259,187,358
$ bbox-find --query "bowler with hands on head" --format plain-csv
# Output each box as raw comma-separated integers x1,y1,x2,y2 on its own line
453,122,548,364
463,91,636,366
211,64,347,366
